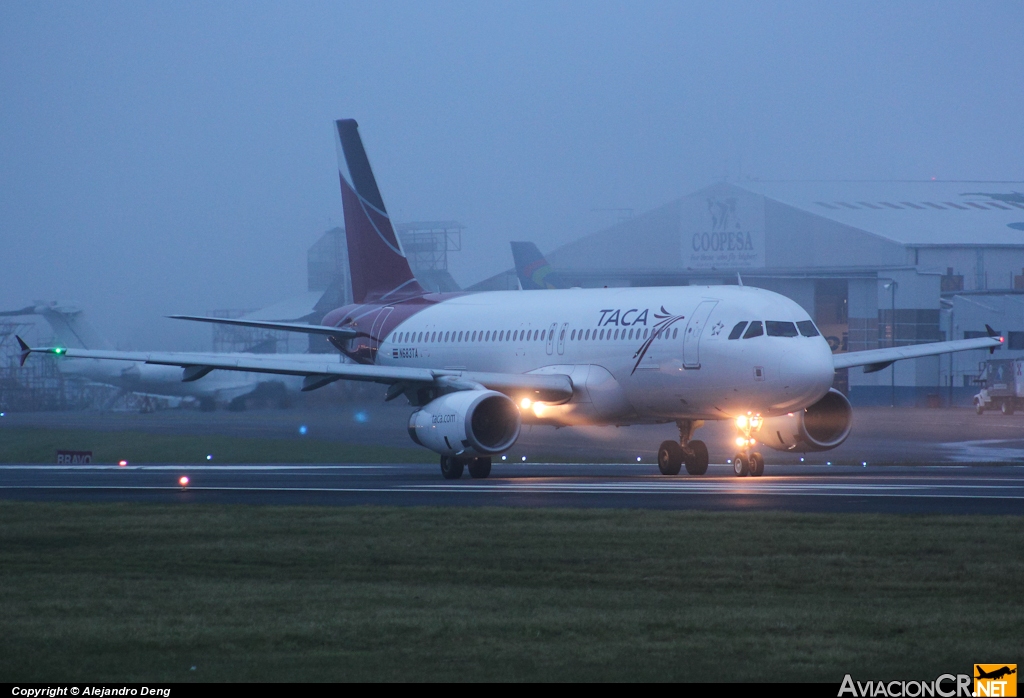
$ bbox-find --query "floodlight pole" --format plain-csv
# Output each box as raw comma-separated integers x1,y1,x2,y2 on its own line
889,281,898,407
880,278,899,407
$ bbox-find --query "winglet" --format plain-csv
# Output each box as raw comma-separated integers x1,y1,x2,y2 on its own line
985,324,1005,353
15,336,31,367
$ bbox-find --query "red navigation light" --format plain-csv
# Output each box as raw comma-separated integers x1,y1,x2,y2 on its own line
118,460,127,467
179,476,190,487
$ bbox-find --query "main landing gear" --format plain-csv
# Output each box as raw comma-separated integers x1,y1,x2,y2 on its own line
732,413,765,477
657,419,709,476
440,455,492,480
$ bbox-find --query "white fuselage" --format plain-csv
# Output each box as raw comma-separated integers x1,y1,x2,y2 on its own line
376,285,836,425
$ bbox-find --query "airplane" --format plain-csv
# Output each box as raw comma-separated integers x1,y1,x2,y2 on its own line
6,302,320,411
511,241,570,290
18,119,1004,478
975,667,1016,680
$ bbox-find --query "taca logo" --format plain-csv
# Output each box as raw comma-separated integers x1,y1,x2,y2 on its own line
432,414,457,425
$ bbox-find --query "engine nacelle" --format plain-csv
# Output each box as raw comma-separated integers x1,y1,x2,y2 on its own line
408,390,521,457
759,388,853,453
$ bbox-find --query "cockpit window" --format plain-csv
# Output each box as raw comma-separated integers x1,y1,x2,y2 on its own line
728,322,747,340
742,321,763,339
766,321,799,337
797,320,820,337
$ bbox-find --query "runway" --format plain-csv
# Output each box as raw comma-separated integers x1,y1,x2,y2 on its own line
2,462,1024,514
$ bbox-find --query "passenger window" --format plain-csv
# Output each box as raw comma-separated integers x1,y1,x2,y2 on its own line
797,320,820,337
728,322,747,340
766,321,798,337
743,321,764,339
672,328,678,339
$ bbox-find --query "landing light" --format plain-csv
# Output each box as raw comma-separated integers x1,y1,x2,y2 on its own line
532,402,546,417
501,455,507,461
521,456,527,462
206,454,212,461
520,398,532,409
118,460,128,467
636,457,641,462
736,415,748,429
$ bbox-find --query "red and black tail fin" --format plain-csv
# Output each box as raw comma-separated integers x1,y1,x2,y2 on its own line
335,119,424,304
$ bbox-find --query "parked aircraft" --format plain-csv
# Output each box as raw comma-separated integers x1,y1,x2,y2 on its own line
7,302,319,410
19,120,1003,476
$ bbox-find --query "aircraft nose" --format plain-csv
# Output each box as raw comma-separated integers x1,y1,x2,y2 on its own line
780,340,835,401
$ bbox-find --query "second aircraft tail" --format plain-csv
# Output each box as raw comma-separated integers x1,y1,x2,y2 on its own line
511,241,568,290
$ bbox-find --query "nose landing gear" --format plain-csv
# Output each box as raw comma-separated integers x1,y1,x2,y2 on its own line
733,413,765,477
657,420,709,476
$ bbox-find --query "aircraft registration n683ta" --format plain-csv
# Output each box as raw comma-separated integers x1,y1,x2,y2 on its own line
19,120,1004,479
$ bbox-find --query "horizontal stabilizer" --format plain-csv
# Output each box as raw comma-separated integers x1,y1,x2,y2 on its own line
169,315,357,338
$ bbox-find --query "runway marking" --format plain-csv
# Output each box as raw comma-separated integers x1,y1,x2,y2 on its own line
2,482,1024,500
0,464,413,471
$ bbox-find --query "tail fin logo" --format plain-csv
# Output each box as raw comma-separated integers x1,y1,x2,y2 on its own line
334,120,424,304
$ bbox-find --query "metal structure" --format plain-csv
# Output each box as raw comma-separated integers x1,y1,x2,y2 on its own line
0,319,98,411
395,221,463,272
208,309,289,355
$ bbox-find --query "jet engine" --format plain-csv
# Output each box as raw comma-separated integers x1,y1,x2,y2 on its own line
759,388,853,452
408,390,521,456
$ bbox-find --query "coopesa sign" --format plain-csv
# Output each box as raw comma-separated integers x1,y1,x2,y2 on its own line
691,230,756,253
682,192,766,269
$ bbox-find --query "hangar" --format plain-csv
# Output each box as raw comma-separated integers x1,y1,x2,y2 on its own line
479,181,1024,406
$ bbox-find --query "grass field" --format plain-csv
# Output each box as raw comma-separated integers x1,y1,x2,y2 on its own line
0,504,1021,682
0,427,429,464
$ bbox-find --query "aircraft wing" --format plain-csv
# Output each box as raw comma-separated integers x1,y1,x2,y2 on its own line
16,339,573,402
168,315,358,338
833,335,1004,373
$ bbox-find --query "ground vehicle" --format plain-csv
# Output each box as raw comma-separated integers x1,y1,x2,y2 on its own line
974,359,1023,415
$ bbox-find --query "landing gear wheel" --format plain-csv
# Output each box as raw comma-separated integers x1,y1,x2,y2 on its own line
749,452,765,477
658,440,683,475
1002,401,1015,416
440,455,464,480
976,401,985,415
468,457,492,479
732,453,749,477
685,440,709,475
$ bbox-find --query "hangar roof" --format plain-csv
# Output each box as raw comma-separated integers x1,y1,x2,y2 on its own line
741,180,1024,246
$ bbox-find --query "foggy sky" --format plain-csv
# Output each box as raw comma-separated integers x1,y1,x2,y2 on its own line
2,1,1022,350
